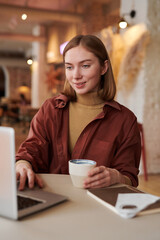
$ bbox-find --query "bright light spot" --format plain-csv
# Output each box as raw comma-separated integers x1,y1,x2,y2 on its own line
21,13,27,21
60,41,68,55
27,58,33,65
47,51,55,59
119,20,127,29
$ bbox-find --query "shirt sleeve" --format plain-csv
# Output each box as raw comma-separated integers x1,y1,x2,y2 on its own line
111,118,141,187
16,101,50,173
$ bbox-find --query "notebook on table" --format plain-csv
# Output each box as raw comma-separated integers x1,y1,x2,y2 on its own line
87,185,160,217
0,126,67,220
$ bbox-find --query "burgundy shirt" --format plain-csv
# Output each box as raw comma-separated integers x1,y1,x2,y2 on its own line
16,94,141,186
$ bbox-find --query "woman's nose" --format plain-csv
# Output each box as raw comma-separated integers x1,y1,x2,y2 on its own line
73,67,82,79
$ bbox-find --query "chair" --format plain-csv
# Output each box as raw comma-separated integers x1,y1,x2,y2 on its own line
19,106,39,133
0,107,3,125
138,123,148,181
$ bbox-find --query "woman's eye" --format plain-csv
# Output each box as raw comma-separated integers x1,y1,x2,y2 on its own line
82,64,90,69
66,66,72,70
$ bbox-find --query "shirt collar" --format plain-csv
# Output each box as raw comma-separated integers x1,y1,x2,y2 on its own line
54,94,69,108
103,100,121,111
54,94,121,111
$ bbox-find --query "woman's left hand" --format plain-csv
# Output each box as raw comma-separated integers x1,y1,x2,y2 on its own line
83,166,124,188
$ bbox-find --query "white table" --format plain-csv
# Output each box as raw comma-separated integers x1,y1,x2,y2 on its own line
0,174,160,240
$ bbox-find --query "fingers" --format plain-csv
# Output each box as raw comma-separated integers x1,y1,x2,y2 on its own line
27,168,36,189
16,171,20,181
88,166,106,177
16,163,44,190
83,166,113,189
35,175,44,188
18,168,29,191
27,171,44,189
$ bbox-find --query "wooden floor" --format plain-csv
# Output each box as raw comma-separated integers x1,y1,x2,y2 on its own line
2,120,160,197
138,174,160,196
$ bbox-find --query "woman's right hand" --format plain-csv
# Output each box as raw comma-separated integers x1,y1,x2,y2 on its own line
16,161,44,191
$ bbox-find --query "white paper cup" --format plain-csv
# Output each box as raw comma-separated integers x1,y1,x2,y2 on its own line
69,159,97,188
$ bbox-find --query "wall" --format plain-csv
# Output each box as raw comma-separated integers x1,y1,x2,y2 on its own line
119,0,160,173
143,0,160,173
82,0,120,34
118,0,148,121
47,23,78,63
116,23,149,124
120,0,147,24
8,66,31,100
0,60,31,101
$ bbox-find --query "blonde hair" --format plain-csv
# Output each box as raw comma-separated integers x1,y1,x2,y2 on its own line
63,35,116,101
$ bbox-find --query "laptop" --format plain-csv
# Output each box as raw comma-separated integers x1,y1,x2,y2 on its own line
0,126,67,220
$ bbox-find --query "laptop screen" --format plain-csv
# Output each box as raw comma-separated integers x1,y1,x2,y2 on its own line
0,127,18,219
0,126,67,220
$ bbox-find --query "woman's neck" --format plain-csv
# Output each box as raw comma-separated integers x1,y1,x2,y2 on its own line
76,91,104,106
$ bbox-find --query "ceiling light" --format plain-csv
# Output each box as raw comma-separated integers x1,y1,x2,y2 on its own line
21,13,27,21
27,57,33,65
119,9,136,29
119,18,128,29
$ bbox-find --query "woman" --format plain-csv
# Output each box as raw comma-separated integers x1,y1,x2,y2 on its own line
16,35,141,190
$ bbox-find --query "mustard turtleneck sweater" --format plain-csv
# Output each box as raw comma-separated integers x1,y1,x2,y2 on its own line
69,91,105,154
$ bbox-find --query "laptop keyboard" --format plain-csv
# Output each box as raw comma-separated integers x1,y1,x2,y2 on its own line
17,195,43,210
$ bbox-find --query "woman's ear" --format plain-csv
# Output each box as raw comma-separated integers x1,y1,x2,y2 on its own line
101,60,109,75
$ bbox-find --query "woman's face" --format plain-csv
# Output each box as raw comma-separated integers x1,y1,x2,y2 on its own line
64,45,108,95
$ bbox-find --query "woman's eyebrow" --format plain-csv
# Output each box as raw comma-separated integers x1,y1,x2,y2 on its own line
65,59,92,65
80,59,92,63
65,62,72,65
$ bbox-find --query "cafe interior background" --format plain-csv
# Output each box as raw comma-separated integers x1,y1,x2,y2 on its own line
0,0,160,189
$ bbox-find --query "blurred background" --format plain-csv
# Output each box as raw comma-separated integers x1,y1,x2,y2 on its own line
0,0,159,194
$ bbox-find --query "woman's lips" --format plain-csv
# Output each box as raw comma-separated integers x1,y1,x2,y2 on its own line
74,82,86,88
